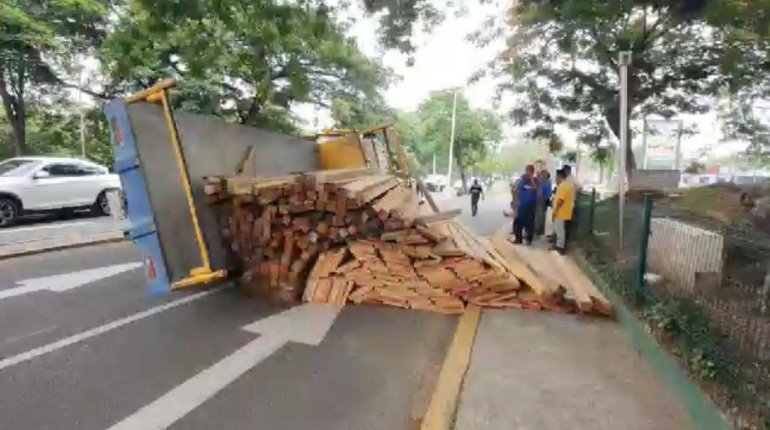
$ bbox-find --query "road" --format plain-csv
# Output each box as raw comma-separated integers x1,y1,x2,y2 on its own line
433,192,511,236
0,235,463,429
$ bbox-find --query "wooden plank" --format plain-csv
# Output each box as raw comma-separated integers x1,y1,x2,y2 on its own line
339,175,393,197
553,253,612,315
414,209,461,226
489,236,553,298
355,177,400,206
384,127,439,213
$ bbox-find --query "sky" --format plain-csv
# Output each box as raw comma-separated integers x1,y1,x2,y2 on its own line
293,0,506,131
293,0,752,163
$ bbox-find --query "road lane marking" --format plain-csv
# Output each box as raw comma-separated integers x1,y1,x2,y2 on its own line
421,305,481,430
105,303,341,430
0,326,57,348
0,287,226,371
0,221,93,235
0,262,142,300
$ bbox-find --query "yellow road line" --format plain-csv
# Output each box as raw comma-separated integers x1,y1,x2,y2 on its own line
420,305,482,430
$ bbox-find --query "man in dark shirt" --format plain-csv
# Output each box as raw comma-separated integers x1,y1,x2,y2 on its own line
512,164,537,245
469,179,484,216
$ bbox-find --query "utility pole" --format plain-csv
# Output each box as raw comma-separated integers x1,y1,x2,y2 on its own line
618,51,632,249
77,57,86,158
446,89,458,195
80,111,86,158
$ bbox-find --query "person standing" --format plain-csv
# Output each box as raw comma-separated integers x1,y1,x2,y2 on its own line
562,164,580,242
552,169,575,254
469,178,484,216
511,164,538,245
534,169,552,236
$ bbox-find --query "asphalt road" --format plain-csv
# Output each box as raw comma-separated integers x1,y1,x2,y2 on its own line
0,242,457,429
434,193,511,236
0,196,516,430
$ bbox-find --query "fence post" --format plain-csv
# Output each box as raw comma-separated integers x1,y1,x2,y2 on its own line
589,188,596,236
636,193,653,303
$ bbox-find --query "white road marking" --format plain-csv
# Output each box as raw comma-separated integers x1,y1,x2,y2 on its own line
0,262,142,300
105,303,341,430
0,287,225,371
0,221,92,235
0,326,57,347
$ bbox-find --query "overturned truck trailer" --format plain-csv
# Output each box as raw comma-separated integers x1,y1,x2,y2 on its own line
104,80,325,294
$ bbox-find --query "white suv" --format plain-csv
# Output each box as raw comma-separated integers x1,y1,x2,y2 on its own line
0,157,122,227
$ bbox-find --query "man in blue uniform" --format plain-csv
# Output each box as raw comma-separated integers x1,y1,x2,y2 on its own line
511,164,537,245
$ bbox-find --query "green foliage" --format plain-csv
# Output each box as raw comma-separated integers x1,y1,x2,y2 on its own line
0,106,113,165
406,90,502,188
0,0,111,154
358,0,445,55
684,161,706,174
478,0,770,174
330,96,394,131
100,0,390,133
643,300,737,384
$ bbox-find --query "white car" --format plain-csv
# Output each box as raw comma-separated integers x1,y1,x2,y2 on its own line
0,156,121,227
423,174,448,192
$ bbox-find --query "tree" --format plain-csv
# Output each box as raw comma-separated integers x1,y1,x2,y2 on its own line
0,0,110,155
0,105,113,165
330,96,394,131
409,90,502,191
684,161,706,174
478,0,770,178
101,0,391,133
591,146,614,184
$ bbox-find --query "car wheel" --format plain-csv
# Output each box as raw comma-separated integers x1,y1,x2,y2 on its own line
0,197,20,228
93,191,111,216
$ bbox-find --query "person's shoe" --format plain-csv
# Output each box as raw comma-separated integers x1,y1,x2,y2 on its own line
525,240,533,246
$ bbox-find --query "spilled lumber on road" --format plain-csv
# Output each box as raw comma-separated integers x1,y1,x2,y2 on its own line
204,169,611,317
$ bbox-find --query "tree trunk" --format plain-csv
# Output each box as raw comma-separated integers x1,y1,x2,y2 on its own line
599,164,605,184
454,149,468,193
605,103,636,179
0,70,26,155
760,260,770,315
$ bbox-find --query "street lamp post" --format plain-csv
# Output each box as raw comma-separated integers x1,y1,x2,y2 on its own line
618,51,632,249
446,89,458,196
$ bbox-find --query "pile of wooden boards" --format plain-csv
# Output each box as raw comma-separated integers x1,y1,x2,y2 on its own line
204,168,438,302
205,168,611,317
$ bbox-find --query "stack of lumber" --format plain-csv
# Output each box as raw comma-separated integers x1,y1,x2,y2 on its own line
487,236,613,316
206,168,445,302
206,168,611,317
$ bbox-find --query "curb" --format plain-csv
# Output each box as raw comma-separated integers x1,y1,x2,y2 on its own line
0,235,128,261
573,250,730,430
420,305,482,430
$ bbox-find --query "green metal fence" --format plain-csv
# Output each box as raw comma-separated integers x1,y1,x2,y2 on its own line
576,190,770,430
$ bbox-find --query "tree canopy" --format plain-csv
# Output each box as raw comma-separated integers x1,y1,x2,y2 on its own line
0,0,111,155
478,0,770,175
101,0,391,133
0,0,440,160
396,89,502,189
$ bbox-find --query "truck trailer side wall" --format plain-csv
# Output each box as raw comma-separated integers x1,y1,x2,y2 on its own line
115,101,320,293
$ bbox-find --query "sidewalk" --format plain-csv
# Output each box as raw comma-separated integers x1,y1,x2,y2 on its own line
0,219,127,259
454,309,692,430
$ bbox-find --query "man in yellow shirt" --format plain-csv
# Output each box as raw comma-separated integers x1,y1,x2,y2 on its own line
552,169,575,254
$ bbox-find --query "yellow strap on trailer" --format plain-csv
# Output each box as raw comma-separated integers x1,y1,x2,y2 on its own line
124,80,226,289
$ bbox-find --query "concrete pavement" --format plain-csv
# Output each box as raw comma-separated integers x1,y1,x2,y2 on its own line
0,216,126,259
